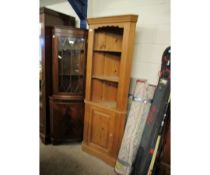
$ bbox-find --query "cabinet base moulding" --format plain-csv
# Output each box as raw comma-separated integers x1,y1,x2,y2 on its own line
81,142,116,167
40,133,51,144
51,137,82,145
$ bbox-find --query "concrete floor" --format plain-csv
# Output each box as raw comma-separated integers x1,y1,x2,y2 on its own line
40,142,116,175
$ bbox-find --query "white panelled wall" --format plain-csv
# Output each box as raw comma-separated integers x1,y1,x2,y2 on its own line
45,0,170,85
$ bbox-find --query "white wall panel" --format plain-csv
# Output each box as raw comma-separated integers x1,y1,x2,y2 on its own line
133,43,166,64
131,61,161,85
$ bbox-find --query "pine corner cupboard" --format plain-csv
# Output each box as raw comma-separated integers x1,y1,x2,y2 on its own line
81,15,138,166
49,26,87,144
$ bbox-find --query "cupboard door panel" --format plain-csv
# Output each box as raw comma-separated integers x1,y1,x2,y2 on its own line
89,106,115,153
50,100,84,143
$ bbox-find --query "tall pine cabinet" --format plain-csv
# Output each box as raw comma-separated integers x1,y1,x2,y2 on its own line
82,15,138,166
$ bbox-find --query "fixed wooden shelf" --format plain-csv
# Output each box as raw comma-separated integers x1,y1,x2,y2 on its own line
92,75,119,82
99,101,116,108
60,49,85,52
93,49,122,54
59,74,84,76
94,101,117,109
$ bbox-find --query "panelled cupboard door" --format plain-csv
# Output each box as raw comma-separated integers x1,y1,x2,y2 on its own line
50,99,84,144
87,105,115,154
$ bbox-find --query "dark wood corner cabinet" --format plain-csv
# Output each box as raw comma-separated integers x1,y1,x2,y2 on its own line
40,7,76,144
81,15,138,166
49,26,87,144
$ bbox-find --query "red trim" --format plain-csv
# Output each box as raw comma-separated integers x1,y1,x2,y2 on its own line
149,148,154,155
136,79,147,83
163,56,168,62
159,68,170,79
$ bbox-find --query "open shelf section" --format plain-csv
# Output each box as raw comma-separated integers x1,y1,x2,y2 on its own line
93,52,120,79
91,79,118,108
94,27,123,51
92,75,119,82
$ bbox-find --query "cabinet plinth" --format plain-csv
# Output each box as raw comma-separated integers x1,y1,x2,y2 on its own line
82,15,138,166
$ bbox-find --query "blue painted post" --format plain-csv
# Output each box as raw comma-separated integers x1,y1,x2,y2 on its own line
67,0,87,29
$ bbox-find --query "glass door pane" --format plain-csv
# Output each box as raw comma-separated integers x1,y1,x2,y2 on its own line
57,36,85,94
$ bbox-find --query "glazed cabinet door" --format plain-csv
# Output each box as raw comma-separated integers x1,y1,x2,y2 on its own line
87,105,115,154
52,31,86,96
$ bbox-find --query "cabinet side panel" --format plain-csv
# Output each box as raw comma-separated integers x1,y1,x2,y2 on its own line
112,113,126,157
83,104,90,144
40,13,46,141
117,23,137,111
40,27,53,143
85,29,94,100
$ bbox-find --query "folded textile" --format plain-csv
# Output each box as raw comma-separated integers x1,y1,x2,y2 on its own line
115,80,156,175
